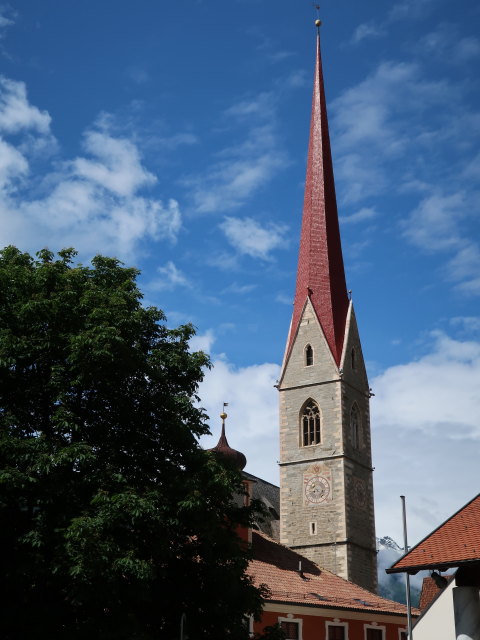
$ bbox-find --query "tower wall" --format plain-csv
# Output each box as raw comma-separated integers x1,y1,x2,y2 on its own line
279,301,377,592
279,29,377,593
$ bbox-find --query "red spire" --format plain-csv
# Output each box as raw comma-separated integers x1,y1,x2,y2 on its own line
287,32,349,366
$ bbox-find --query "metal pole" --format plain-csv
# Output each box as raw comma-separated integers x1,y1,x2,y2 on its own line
401,496,413,640
180,612,186,640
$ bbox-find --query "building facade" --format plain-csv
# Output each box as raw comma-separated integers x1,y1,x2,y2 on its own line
249,529,411,640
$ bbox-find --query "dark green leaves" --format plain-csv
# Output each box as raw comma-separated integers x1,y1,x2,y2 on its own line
0,246,270,640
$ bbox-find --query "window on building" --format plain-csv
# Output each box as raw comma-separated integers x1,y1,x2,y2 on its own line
351,347,356,370
280,621,299,640
399,632,408,640
301,400,321,446
351,403,360,449
366,627,384,640
327,625,345,640
305,344,314,366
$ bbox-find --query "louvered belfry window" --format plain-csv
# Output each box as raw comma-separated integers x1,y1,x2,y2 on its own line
302,400,321,446
280,621,299,640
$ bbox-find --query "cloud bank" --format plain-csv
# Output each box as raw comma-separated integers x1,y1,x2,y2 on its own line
0,76,180,260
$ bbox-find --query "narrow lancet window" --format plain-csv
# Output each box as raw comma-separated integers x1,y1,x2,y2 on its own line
305,344,314,366
351,403,360,449
351,347,356,370
301,400,321,446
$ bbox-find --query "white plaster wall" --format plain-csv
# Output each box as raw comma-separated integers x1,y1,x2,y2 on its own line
413,580,456,640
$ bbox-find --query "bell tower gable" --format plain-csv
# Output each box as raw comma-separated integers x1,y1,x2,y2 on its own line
279,298,339,391
340,302,369,392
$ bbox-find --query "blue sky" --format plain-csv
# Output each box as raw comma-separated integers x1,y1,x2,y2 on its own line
1,0,480,545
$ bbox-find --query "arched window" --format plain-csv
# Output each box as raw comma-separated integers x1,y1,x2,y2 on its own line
305,344,314,366
351,403,360,449
301,399,321,446
351,347,356,371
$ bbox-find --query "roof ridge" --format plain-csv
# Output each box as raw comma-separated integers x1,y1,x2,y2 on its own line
387,493,480,573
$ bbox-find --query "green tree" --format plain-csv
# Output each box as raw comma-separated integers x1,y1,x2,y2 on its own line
0,246,275,640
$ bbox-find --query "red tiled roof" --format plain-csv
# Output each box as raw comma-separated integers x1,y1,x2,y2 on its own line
249,530,416,616
418,575,453,611
388,494,480,573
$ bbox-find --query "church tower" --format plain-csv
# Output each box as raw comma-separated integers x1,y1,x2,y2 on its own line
278,23,377,593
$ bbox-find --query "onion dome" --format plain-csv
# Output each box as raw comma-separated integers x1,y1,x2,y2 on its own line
209,409,247,471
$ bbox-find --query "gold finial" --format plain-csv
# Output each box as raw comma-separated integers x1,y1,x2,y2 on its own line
220,402,229,422
315,19,322,27
313,3,321,29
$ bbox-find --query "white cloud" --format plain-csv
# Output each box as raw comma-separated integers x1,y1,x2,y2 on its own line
0,138,28,188
190,329,216,354
373,331,480,434
275,292,292,305
225,92,275,120
149,261,191,291
195,328,480,548
416,24,480,64
125,66,150,85
73,129,156,197
185,88,288,214
387,0,437,23
189,124,287,214
0,76,51,134
222,282,257,295
331,62,432,203
198,355,280,483
446,243,480,286
331,58,480,294
335,154,386,204
0,6,15,36
268,50,294,64
351,22,385,45
283,70,308,89
332,61,450,161
349,0,437,47
402,192,466,252
463,152,480,180
371,331,480,542
454,36,480,62
0,74,181,260
450,316,480,333
340,207,377,225
401,192,480,294
157,132,198,150
220,215,288,260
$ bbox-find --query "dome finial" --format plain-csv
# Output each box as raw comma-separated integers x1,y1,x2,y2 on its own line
313,3,322,30
220,401,228,423
208,403,247,470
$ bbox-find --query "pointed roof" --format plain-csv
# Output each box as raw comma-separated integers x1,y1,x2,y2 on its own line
387,494,480,574
208,416,247,471
287,31,349,366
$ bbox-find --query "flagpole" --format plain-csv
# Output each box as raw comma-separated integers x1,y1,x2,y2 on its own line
401,496,413,640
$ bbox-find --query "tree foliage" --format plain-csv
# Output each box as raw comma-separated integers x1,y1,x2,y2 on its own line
0,246,275,639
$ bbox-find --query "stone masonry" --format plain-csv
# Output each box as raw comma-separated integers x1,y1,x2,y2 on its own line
279,299,377,593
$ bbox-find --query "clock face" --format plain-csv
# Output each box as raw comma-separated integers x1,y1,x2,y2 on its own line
305,475,330,504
